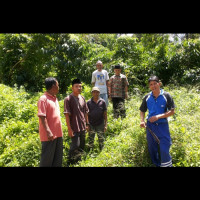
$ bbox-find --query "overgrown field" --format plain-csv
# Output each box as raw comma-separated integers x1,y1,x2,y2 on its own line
0,83,200,167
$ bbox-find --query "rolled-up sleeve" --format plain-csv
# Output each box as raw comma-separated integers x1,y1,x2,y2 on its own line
139,95,148,113
64,97,71,114
37,100,47,117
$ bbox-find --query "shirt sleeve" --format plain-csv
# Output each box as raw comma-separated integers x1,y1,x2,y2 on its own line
91,72,96,83
124,76,129,86
37,99,47,117
164,92,175,110
139,95,148,112
103,101,107,111
64,97,71,114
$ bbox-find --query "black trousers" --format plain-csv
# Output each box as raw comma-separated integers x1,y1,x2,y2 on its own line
67,131,86,165
40,137,63,167
112,97,126,119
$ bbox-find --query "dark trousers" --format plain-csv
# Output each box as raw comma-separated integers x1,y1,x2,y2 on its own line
88,122,105,151
112,97,126,119
40,137,63,167
67,131,86,166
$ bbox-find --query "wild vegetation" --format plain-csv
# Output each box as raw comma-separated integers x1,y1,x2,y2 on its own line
0,33,200,167
0,83,200,167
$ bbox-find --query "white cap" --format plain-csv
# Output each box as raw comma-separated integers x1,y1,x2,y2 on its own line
91,87,100,92
96,60,103,65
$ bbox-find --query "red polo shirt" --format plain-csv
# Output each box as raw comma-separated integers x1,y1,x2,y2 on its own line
37,92,63,141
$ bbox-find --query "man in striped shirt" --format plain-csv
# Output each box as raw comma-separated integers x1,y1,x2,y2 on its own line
108,65,129,119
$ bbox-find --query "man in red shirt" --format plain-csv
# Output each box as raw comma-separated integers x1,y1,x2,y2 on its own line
37,77,63,167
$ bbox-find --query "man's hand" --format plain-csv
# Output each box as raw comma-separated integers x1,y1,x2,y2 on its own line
140,121,146,128
86,125,90,132
149,115,159,123
68,127,74,138
47,129,54,141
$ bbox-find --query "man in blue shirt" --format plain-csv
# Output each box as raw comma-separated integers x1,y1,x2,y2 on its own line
140,75,175,167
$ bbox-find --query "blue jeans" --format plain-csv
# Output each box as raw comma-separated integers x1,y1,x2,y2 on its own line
100,93,108,107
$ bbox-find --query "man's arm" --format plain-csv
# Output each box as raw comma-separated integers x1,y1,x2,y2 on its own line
125,85,128,99
104,111,107,132
149,109,175,123
64,113,74,138
108,80,112,99
106,80,109,87
85,112,90,132
39,116,54,141
91,72,96,87
140,111,146,128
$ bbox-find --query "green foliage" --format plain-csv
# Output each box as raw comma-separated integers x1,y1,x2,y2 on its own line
1,83,199,167
1,33,200,167
0,84,41,166
1,33,200,95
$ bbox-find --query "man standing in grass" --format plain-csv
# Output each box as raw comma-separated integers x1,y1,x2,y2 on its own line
37,77,63,167
91,60,109,107
64,78,89,166
139,75,175,167
108,64,129,119
87,87,107,151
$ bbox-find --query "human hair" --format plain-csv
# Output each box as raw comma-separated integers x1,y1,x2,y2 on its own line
148,75,160,83
45,77,57,90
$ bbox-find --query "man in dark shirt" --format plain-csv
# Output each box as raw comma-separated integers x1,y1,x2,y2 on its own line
64,78,89,166
87,87,107,151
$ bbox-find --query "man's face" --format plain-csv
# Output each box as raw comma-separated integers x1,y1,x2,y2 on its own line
92,90,100,99
114,69,121,76
96,63,103,71
72,83,82,94
52,81,59,95
149,81,161,93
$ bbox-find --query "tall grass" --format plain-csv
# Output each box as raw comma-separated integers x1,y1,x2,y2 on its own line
0,84,200,167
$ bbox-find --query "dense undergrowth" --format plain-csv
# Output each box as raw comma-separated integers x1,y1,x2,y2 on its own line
0,83,200,167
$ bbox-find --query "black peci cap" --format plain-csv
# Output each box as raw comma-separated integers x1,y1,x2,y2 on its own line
72,78,81,86
114,65,121,69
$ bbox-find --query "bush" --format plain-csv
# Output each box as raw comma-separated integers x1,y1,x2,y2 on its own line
0,83,200,167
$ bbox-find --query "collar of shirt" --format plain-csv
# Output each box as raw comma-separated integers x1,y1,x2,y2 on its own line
114,74,121,77
91,97,101,104
44,92,57,100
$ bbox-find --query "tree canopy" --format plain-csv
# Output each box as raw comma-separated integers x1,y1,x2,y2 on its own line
0,33,200,94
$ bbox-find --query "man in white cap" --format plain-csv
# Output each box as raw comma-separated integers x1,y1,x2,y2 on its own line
91,60,109,107
86,87,107,151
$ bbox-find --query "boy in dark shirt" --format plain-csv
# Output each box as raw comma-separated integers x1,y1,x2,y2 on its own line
64,79,89,166
87,87,107,151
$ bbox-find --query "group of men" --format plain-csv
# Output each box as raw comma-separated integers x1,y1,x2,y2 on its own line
37,60,175,167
